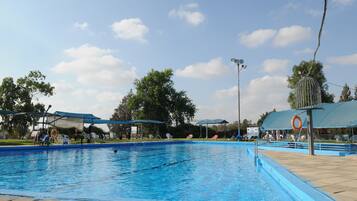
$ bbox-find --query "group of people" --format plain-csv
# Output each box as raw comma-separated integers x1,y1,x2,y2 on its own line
33,128,70,145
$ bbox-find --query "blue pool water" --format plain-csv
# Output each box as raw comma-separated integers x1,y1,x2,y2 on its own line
0,143,293,201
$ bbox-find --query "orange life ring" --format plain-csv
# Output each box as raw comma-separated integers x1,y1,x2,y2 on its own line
291,115,302,130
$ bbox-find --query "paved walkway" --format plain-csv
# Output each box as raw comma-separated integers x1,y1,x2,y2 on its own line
262,150,357,201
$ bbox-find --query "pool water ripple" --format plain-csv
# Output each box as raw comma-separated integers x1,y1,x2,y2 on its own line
0,143,293,201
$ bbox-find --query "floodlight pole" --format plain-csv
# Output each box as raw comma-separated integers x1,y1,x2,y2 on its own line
231,58,246,141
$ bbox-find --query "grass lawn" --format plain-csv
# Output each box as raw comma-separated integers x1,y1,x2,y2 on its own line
0,139,34,146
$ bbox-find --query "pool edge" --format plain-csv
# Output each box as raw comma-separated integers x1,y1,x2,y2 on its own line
247,148,335,201
0,140,188,151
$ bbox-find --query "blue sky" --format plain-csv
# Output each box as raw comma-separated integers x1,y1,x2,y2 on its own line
1,0,357,123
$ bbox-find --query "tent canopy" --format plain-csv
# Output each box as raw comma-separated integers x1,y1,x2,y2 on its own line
89,119,164,125
54,111,100,121
261,101,357,131
0,110,16,115
196,119,229,125
52,111,164,125
130,120,164,124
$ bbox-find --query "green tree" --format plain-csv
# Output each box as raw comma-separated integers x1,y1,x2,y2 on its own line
288,60,334,108
170,91,196,126
0,71,54,137
109,90,134,138
0,77,18,132
339,84,353,102
128,69,196,125
257,109,276,127
241,119,251,131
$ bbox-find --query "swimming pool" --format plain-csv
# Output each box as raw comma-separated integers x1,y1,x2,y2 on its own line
0,142,293,201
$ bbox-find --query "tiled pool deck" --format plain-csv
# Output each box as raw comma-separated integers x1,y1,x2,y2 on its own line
262,150,357,201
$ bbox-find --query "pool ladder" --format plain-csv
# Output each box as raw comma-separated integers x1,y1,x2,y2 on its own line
254,140,260,166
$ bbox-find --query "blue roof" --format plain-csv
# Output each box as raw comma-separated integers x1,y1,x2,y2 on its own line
130,120,164,124
261,101,357,131
88,119,131,124
54,111,100,121
196,119,229,125
53,111,164,125
90,119,164,125
0,110,16,115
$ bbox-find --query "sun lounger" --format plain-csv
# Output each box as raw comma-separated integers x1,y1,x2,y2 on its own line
166,133,173,140
186,134,193,139
211,134,218,140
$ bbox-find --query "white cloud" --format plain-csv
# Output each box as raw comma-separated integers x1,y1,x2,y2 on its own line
305,9,322,17
214,86,238,98
240,25,311,48
212,76,289,121
240,76,289,120
40,81,123,123
111,18,149,42
74,22,89,30
328,53,357,65
284,2,300,10
294,48,314,55
262,59,290,74
176,57,230,79
52,44,137,86
273,25,311,47
169,3,205,26
95,91,123,103
239,29,276,48
333,0,354,5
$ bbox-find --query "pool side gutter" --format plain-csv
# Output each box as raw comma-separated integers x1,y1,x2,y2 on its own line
0,140,187,151
0,140,255,152
247,149,334,201
258,146,349,156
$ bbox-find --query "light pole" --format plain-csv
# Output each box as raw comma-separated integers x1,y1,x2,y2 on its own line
231,58,247,140
42,105,52,131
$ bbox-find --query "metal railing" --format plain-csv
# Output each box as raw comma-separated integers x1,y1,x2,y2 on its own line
256,140,357,153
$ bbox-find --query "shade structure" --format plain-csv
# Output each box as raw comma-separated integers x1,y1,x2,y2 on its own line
89,119,164,125
196,119,229,125
53,111,100,123
196,119,229,139
261,101,357,131
53,111,163,124
0,110,16,115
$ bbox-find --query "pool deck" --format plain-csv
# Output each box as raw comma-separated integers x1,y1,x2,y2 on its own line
262,150,357,201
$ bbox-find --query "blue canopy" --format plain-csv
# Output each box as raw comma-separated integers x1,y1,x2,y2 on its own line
130,120,164,124
52,111,164,125
54,111,100,121
196,119,229,125
89,119,164,125
261,101,357,131
87,119,131,124
0,110,16,115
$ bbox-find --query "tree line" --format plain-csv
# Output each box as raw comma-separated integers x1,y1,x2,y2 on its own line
0,71,54,137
